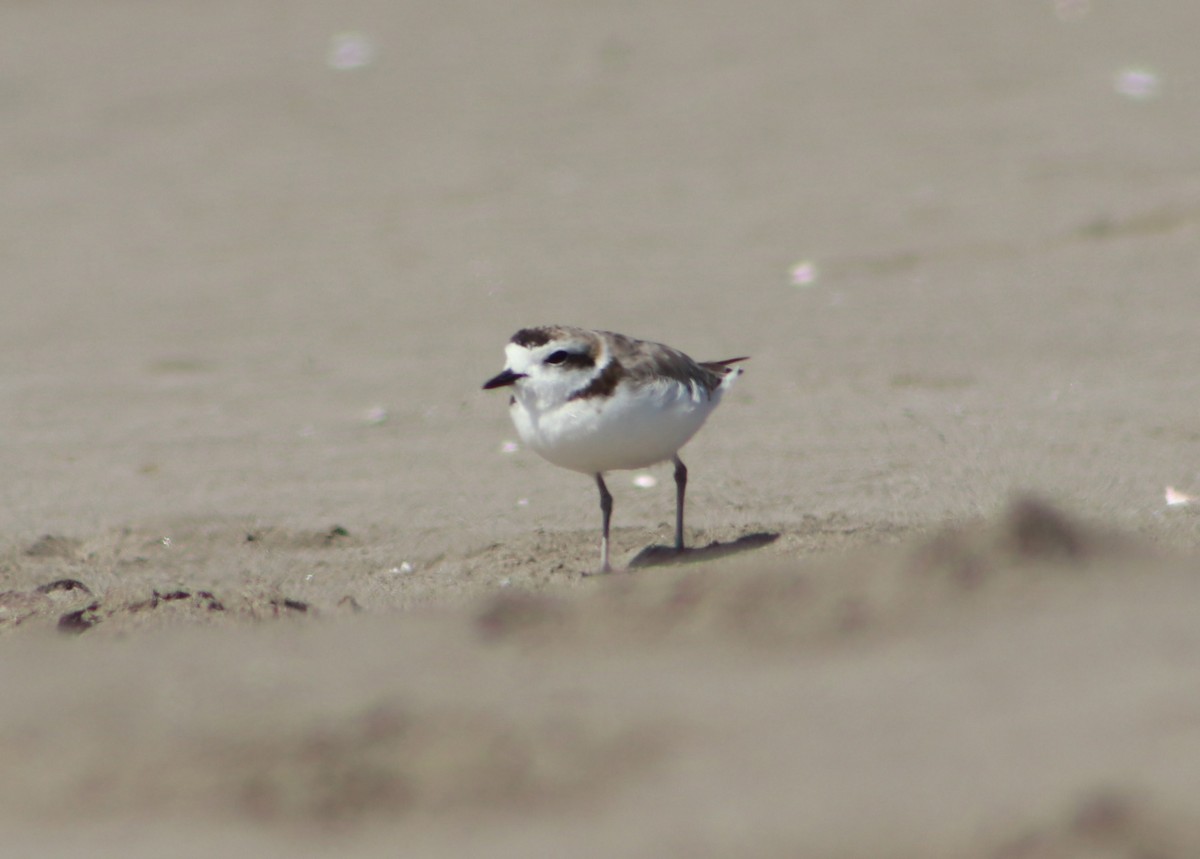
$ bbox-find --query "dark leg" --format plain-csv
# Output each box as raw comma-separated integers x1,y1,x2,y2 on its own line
595,473,613,573
673,455,687,552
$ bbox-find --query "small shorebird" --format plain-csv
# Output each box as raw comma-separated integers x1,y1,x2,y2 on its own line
483,325,745,572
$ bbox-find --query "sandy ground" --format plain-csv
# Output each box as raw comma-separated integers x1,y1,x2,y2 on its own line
3,0,1200,855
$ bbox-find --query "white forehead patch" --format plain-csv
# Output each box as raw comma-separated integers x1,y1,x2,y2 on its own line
504,342,537,374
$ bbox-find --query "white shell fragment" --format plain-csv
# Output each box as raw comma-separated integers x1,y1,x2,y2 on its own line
1113,67,1161,100
327,32,375,70
632,474,658,489
1165,486,1195,507
789,260,818,287
364,406,389,425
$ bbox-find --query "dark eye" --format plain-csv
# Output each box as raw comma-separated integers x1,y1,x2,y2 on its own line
544,350,570,365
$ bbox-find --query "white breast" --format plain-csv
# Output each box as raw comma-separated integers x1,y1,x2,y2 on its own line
510,377,725,475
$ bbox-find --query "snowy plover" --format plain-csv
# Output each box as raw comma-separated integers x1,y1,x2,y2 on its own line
483,326,746,573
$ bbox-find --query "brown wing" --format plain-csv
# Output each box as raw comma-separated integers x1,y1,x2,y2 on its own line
604,330,746,397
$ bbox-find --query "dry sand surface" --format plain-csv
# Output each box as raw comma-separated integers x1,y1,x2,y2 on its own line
3,0,1200,856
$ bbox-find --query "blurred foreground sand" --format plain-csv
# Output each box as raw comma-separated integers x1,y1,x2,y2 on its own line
5,500,1200,857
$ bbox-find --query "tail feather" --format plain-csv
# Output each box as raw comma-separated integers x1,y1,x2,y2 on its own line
701,356,747,394
700,356,749,373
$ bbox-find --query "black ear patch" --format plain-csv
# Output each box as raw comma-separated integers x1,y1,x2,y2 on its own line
567,360,623,401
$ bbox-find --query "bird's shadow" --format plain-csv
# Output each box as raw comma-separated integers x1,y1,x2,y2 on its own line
626,531,780,569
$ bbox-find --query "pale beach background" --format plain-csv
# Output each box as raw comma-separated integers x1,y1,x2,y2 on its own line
2,1,1200,855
